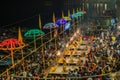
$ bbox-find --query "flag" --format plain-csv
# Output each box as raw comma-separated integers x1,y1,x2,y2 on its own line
38,15,42,29
68,9,70,17
77,8,79,12
18,26,23,42
62,11,64,18
72,9,75,14
53,13,55,23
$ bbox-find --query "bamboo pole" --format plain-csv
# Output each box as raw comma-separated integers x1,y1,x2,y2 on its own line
6,69,10,80
50,28,52,40
54,29,57,50
62,25,64,38
21,49,25,71
42,44,45,71
11,50,14,67
34,34,36,51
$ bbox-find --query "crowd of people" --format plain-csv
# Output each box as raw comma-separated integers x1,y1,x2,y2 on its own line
0,16,120,80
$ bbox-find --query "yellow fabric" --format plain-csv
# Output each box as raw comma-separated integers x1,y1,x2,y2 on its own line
112,36,116,41
58,58,63,63
52,13,55,23
62,11,64,18
38,15,42,29
50,67,56,72
18,27,23,42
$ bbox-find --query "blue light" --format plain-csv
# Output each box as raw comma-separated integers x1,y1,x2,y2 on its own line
111,19,115,25
55,19,67,26
65,22,71,30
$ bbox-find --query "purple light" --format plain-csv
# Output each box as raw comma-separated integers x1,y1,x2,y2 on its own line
55,19,67,26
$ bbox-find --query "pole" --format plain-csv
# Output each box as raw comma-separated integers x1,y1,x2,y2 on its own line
34,35,36,51
54,29,57,50
50,28,52,40
11,50,14,67
6,69,10,80
62,24,64,38
21,49,25,71
42,44,45,71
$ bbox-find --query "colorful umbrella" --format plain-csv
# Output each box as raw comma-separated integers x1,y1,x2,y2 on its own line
43,23,59,29
43,22,58,40
65,22,71,30
24,29,45,50
81,10,87,14
76,11,83,16
0,38,24,66
63,16,71,21
55,19,67,37
70,14,77,19
55,19,67,26
24,29,45,38
0,38,24,50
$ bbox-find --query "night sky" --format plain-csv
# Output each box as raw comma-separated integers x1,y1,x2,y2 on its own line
0,0,63,26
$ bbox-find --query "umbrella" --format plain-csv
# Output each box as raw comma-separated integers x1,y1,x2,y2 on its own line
71,13,78,19
0,38,24,50
65,22,71,30
24,29,45,38
81,10,87,14
55,19,67,35
43,23,59,29
43,22,58,40
63,16,71,21
0,38,25,66
76,11,83,16
24,29,45,50
55,19,67,26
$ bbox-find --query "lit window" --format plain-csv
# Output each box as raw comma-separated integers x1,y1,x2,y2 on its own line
105,3,107,10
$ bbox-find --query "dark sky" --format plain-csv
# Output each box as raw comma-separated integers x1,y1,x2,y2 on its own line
0,0,63,26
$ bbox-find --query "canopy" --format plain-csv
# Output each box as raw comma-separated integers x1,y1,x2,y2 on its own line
55,19,67,26
65,22,71,30
24,29,45,38
81,10,87,14
70,14,78,19
0,38,24,50
43,23,59,29
63,16,71,21
76,11,83,16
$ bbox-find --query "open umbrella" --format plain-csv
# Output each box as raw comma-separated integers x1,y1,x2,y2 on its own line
56,19,67,35
24,29,44,38
43,23,59,29
0,38,24,66
76,11,83,16
81,10,87,14
71,14,77,19
63,16,71,21
65,22,71,30
43,22,58,40
55,19,67,26
24,29,45,50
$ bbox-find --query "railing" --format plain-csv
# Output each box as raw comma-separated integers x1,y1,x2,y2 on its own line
0,19,80,79
1,72,120,80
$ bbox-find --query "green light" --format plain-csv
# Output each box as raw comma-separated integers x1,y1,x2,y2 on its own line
24,29,45,38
